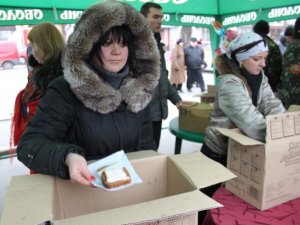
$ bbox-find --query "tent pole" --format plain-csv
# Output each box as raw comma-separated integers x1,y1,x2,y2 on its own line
209,22,220,85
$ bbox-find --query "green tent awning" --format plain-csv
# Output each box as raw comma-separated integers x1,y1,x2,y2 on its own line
1,0,300,27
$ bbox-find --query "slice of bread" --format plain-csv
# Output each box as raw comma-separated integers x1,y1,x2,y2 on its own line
98,165,131,189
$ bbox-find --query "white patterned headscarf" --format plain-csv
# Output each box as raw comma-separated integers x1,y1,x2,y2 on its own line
226,32,268,63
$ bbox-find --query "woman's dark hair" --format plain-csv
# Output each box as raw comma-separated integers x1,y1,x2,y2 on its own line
27,54,40,68
34,55,64,92
90,24,137,75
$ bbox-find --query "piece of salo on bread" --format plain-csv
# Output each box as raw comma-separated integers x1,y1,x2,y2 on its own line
98,164,131,189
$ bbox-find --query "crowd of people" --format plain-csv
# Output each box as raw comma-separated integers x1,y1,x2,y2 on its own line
9,1,299,224
170,36,208,93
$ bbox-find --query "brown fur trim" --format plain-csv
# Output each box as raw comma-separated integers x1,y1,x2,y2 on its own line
62,1,160,113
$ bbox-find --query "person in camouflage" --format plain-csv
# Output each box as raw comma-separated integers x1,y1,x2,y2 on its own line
253,20,282,93
278,25,294,55
279,17,300,109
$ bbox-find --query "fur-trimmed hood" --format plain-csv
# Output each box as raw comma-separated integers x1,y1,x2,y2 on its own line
62,1,160,114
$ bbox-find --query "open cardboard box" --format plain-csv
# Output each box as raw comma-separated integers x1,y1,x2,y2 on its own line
0,151,235,225
217,111,300,210
179,101,213,133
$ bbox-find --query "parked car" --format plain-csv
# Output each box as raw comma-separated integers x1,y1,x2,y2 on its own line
0,41,26,69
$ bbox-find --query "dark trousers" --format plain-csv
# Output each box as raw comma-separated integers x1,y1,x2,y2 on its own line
198,143,227,224
186,68,205,91
201,142,227,166
152,120,162,150
172,83,182,91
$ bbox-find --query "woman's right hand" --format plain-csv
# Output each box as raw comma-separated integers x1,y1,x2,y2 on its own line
65,153,95,187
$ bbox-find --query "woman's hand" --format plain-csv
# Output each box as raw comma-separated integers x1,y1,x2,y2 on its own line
65,153,95,187
176,101,182,108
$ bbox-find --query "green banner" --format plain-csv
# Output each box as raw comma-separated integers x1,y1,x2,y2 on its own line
162,13,215,28
0,8,83,25
0,4,299,27
222,5,300,28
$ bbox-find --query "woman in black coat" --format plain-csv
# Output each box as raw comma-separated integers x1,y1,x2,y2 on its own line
17,1,160,186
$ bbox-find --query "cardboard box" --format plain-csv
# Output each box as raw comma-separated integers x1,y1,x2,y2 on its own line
194,85,217,103
0,151,235,225
217,111,300,210
288,105,300,112
179,101,213,133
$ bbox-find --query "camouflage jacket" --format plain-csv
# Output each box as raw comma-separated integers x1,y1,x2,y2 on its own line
279,39,300,109
263,35,282,92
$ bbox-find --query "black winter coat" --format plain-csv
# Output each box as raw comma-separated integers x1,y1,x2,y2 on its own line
17,77,156,179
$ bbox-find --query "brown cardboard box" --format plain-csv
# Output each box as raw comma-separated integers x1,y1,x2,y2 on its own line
217,111,300,210
179,101,213,133
288,105,300,112
194,85,217,103
0,151,235,225
201,85,217,103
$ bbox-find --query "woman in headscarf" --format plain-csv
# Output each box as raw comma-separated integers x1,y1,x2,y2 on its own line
17,1,160,186
202,32,285,167
198,32,285,223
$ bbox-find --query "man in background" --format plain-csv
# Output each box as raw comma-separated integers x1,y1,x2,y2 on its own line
278,25,294,55
184,37,207,93
140,3,182,150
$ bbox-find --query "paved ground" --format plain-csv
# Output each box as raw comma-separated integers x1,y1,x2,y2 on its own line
0,69,215,219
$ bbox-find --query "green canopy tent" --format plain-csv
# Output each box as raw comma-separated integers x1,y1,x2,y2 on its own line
1,0,300,46
1,0,300,28
1,0,300,39
1,0,300,25
1,0,300,79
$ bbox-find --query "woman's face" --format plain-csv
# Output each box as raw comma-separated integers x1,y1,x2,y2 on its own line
31,43,44,64
100,42,128,73
241,51,268,75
